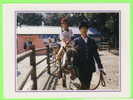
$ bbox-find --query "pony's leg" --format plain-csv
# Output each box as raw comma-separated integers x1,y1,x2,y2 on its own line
62,73,67,88
70,68,77,80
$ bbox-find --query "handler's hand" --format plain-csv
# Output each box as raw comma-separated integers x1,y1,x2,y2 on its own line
99,68,106,75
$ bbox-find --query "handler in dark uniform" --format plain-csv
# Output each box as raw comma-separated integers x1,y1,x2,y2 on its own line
73,21,104,90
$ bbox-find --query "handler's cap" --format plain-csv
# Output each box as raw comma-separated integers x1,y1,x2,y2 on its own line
79,21,89,29
60,17,69,24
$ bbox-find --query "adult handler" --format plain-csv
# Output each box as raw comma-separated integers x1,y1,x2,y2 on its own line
73,21,104,89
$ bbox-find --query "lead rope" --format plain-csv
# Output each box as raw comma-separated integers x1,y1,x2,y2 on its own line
69,71,106,90
90,71,106,90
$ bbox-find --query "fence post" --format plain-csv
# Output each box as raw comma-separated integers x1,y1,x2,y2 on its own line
30,45,37,90
46,45,50,74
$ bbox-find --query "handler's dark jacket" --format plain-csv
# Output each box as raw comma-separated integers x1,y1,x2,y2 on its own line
73,36,103,73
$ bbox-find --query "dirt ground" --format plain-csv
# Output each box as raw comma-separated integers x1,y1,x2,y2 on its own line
17,50,120,91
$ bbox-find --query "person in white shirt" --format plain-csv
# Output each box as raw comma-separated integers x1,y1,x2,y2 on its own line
60,18,73,46
56,18,75,87
57,18,73,65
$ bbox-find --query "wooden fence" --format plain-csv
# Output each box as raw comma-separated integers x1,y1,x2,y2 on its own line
17,45,54,90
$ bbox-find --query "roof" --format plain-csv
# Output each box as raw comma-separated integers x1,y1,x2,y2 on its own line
16,26,99,35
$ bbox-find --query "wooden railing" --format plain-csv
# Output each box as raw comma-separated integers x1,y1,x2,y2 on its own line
17,45,52,90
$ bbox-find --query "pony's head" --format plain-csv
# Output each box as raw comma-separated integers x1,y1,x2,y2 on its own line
65,47,78,68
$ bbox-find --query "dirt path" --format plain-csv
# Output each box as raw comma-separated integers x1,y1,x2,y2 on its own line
55,50,120,90
17,50,120,91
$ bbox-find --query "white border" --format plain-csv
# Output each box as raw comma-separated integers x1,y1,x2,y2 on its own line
3,3,130,98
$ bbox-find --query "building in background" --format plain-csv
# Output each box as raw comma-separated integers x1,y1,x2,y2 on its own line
17,35,46,54
16,26,103,54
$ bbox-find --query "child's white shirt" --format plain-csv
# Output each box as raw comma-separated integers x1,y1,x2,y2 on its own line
60,29,73,46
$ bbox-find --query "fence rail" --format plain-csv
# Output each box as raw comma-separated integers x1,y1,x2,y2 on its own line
17,50,32,63
17,45,54,90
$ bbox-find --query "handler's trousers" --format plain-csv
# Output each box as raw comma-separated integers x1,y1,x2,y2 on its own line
78,71,93,89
